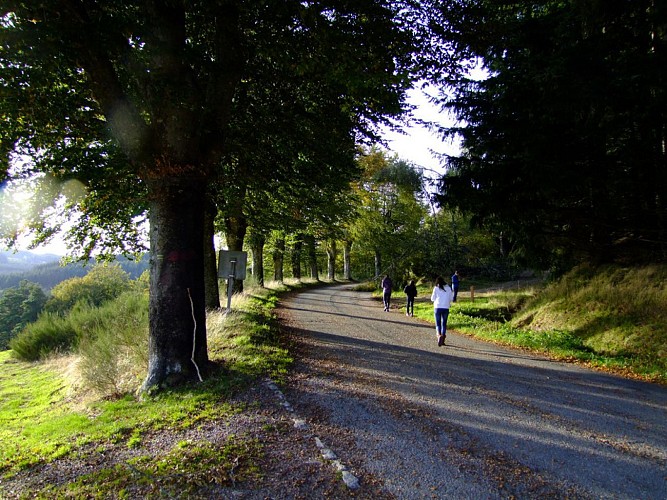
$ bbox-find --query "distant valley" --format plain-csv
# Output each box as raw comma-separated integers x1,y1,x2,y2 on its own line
0,250,149,291
0,250,61,275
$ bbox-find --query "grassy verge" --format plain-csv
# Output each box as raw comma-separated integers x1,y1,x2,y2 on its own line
0,279,318,496
3,271,663,496
405,267,666,384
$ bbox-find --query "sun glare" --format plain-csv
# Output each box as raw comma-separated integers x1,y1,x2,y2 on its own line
0,174,87,254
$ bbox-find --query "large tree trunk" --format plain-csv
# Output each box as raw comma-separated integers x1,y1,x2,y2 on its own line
291,234,302,280
327,239,337,280
374,249,382,278
343,239,352,280
33,1,245,393
273,235,285,282
305,234,319,280
143,177,208,390
203,198,220,310
250,231,265,287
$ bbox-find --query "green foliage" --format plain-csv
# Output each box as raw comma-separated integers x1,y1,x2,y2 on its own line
442,1,667,267
207,283,297,385
132,269,150,293
3,0,454,390
0,280,47,350
45,263,131,314
10,268,140,363
415,208,513,282
350,149,428,281
0,10,147,259
9,273,299,391
346,147,515,284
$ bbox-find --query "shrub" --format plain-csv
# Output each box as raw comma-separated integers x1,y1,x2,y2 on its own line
9,313,79,361
77,290,149,395
45,264,131,314
10,285,149,371
0,281,47,350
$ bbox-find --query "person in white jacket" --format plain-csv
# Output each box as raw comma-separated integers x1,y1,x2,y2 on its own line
430,276,453,346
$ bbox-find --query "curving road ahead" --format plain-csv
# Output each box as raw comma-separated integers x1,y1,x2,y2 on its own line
278,284,667,499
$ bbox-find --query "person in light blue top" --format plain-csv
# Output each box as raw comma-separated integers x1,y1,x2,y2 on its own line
431,276,453,346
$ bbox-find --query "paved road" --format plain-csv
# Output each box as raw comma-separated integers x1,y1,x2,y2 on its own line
279,284,667,499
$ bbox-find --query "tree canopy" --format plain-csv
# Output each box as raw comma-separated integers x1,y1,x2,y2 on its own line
439,0,667,271
1,1,459,388
0,280,46,350
350,148,427,280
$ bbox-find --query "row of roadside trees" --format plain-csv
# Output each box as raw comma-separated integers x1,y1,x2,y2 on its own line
237,146,506,291
5,2,659,390
1,2,469,389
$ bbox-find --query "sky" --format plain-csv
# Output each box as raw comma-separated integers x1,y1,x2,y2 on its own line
380,85,459,177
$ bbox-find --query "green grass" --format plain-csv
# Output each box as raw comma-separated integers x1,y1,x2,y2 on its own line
207,281,299,385
0,279,320,495
0,348,241,477
2,270,664,497
407,266,666,384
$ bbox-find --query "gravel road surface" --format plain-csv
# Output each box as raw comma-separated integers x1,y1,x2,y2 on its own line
278,284,667,499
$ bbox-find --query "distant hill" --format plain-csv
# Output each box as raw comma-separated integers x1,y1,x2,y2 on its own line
0,250,61,274
0,251,149,292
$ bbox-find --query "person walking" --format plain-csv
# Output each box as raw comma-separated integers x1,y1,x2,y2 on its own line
451,270,460,302
431,276,453,346
403,280,417,317
381,275,393,312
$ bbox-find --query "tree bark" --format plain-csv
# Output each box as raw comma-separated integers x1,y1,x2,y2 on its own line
291,234,302,280
343,239,352,280
143,177,208,390
203,198,220,310
305,234,319,280
327,239,337,280
374,249,382,278
250,231,265,287
273,235,285,282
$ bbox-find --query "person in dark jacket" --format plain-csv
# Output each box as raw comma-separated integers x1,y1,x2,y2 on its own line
381,275,393,311
403,280,417,317
451,270,460,302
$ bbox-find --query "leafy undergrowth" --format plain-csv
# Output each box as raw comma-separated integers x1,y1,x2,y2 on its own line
0,279,319,497
411,266,666,384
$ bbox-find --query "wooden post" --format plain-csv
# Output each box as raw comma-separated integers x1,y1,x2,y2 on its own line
470,285,475,302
